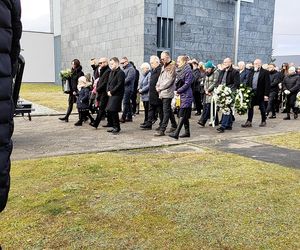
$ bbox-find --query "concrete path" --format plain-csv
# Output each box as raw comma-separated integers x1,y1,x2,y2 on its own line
12,106,300,164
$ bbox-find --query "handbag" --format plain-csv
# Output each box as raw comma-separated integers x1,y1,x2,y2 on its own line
62,79,71,94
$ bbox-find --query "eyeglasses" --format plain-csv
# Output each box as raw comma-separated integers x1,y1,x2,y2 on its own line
120,61,127,65
99,62,104,65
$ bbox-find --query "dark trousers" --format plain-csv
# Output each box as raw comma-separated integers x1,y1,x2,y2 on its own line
122,89,132,119
201,103,219,125
193,91,202,113
143,101,149,123
94,97,108,127
247,95,266,122
108,111,120,130
131,91,138,114
266,92,278,116
286,93,298,114
65,94,76,118
221,113,233,129
144,103,163,127
160,98,177,132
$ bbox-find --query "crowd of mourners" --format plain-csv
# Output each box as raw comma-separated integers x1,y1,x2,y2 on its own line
59,52,300,138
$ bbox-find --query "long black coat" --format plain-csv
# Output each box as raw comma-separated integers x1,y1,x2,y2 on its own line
282,74,300,94
217,66,240,91
246,68,271,102
106,67,125,112
70,66,84,93
149,65,162,105
96,65,111,108
0,0,22,212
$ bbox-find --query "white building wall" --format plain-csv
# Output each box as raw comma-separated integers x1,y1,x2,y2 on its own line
20,31,55,83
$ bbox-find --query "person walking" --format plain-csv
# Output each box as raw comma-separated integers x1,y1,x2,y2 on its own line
90,58,111,128
59,59,84,122
0,0,22,212
242,59,270,128
106,57,125,134
169,56,194,139
140,56,163,130
154,51,177,136
282,66,300,120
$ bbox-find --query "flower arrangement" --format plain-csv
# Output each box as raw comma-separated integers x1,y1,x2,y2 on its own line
59,69,72,81
295,92,300,108
214,84,234,115
234,84,254,115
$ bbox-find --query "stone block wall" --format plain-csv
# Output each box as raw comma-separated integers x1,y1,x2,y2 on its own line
60,0,145,72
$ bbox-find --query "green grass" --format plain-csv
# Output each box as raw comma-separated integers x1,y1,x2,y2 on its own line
1,150,299,249
20,83,68,112
255,132,300,150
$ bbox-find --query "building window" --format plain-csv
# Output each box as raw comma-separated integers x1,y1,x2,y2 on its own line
157,0,174,55
157,17,173,50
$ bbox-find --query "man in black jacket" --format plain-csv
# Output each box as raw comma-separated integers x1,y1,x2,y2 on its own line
216,58,240,133
0,0,22,212
266,63,281,119
242,59,270,128
106,57,125,134
140,55,163,130
90,58,111,128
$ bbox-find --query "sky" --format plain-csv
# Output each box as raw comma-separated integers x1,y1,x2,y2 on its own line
20,0,299,56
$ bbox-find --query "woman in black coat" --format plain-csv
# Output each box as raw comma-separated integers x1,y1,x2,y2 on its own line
282,67,300,120
0,0,22,212
106,57,125,134
59,59,84,122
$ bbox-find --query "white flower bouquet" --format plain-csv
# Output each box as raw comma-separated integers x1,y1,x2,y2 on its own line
214,84,234,115
234,84,254,115
60,69,72,81
295,92,300,108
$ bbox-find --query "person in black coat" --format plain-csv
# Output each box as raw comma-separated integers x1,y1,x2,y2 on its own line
282,67,300,120
0,0,22,212
130,61,140,115
90,58,111,128
59,59,84,122
140,55,163,130
106,57,125,134
238,61,250,84
191,60,205,116
216,58,240,133
266,63,281,119
242,59,270,128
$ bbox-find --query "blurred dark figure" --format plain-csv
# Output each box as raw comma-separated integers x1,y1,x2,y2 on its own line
0,0,22,212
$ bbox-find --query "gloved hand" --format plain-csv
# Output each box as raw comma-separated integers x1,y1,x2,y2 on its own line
284,90,291,95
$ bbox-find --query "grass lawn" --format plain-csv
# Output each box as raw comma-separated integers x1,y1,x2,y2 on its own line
1,150,299,249
20,83,68,112
255,132,300,150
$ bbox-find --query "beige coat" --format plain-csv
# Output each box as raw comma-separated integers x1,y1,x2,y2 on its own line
156,62,176,99
204,69,219,104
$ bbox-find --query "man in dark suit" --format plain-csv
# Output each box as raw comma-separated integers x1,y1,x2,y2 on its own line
0,0,22,212
242,59,270,128
90,58,111,129
106,57,125,134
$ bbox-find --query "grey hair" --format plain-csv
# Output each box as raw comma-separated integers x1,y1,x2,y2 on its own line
150,55,160,64
140,62,151,70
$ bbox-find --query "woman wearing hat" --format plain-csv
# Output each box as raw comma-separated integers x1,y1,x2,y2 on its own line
198,61,219,127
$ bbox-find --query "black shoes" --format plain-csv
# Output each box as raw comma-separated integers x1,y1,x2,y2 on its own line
268,115,276,119
169,133,179,140
259,121,267,127
59,117,68,122
107,128,120,134
216,127,225,133
241,121,252,128
74,120,82,126
154,131,165,136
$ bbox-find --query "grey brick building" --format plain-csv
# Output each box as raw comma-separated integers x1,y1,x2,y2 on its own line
52,0,275,76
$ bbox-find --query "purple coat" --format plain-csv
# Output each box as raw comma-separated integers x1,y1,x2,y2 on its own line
176,65,194,109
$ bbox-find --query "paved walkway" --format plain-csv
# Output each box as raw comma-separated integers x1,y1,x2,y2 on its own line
12,102,300,167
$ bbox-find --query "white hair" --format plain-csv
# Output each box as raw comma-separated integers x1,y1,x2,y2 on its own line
238,61,245,67
150,55,160,64
140,62,151,70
